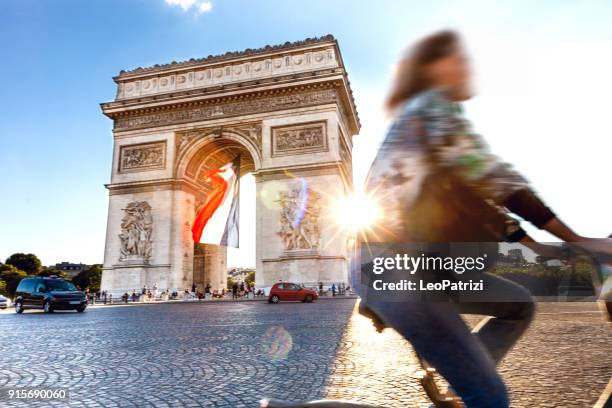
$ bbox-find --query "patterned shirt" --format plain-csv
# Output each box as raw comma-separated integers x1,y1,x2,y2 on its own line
364,88,536,242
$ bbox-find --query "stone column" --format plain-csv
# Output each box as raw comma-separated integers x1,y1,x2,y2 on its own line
202,244,227,292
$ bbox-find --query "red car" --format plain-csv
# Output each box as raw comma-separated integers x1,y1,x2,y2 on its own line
268,283,318,303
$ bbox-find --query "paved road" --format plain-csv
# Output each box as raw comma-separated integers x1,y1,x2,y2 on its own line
0,300,609,407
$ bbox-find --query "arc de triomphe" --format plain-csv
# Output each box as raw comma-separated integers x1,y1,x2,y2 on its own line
100,35,359,295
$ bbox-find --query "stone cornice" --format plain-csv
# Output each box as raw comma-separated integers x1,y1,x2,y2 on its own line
101,69,342,115
262,254,347,262
116,35,338,79
105,81,359,135
102,35,360,132
253,161,352,188
106,161,352,196
105,178,205,196
112,39,340,102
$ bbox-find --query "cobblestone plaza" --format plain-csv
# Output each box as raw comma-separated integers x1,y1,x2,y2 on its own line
0,300,609,407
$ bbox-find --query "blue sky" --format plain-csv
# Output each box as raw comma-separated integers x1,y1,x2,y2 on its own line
1,0,611,267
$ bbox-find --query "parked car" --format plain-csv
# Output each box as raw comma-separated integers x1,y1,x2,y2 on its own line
14,276,87,313
268,283,318,303
0,295,8,309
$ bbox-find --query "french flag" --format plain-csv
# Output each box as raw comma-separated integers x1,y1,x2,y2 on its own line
191,156,240,248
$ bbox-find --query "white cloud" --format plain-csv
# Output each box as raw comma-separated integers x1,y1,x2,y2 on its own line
198,2,212,13
165,0,212,14
165,0,196,11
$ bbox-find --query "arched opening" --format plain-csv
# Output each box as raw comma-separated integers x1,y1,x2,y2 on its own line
179,134,259,296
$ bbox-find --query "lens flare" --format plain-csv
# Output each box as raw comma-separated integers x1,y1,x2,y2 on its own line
333,192,382,233
261,326,293,361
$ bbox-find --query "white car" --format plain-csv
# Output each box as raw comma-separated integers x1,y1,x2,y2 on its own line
0,295,9,309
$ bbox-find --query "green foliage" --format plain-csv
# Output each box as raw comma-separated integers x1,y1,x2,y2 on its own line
87,264,102,293
491,261,594,296
0,279,6,296
71,264,102,292
227,276,236,290
0,264,28,298
245,270,255,287
5,253,42,275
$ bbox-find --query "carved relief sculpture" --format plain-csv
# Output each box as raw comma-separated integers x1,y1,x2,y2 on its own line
119,201,153,262
277,187,321,251
176,123,262,163
272,121,327,156
234,123,262,152
114,87,338,131
119,142,166,172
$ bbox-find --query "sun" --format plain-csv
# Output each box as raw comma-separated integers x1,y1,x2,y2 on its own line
333,191,382,233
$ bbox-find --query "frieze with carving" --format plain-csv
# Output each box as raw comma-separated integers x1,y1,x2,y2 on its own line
119,35,336,76
272,121,327,156
114,87,338,131
277,187,321,251
175,123,262,165
116,45,338,100
119,142,166,172
118,201,153,263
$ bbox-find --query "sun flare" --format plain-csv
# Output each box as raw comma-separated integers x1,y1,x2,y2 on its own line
333,192,382,233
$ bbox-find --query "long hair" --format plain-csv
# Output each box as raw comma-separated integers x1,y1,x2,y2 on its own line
385,30,460,113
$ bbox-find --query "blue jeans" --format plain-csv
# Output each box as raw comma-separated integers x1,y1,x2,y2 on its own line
360,273,535,408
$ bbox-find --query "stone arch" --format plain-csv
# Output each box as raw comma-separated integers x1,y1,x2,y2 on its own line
174,130,260,293
175,129,261,184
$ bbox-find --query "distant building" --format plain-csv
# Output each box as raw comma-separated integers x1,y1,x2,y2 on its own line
227,267,256,282
54,262,90,278
498,248,527,266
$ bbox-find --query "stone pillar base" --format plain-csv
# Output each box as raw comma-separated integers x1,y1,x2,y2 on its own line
100,264,171,297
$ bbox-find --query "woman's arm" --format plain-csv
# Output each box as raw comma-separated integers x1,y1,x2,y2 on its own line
420,90,560,235
540,217,581,241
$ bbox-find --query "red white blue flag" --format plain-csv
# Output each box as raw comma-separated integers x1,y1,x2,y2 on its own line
191,156,240,248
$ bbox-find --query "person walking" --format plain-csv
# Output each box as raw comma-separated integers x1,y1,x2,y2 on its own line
205,283,211,299
232,282,239,300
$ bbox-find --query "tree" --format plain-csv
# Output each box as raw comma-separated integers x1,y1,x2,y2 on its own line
0,264,28,298
5,253,42,275
86,264,102,293
227,276,236,290
245,270,255,287
72,264,102,292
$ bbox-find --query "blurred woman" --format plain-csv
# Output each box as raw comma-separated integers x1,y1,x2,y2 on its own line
360,30,611,407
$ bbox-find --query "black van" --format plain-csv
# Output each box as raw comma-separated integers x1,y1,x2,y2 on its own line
14,277,87,313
